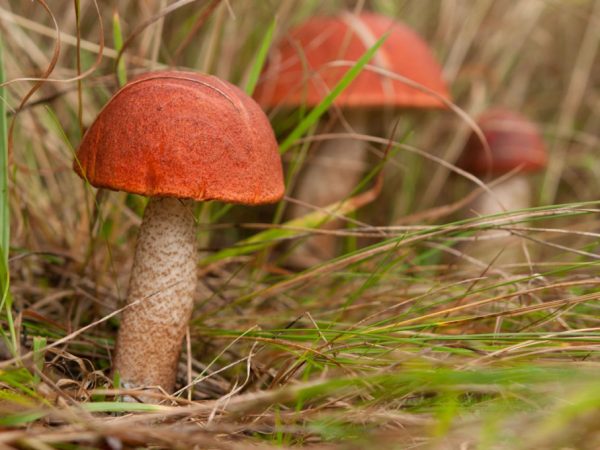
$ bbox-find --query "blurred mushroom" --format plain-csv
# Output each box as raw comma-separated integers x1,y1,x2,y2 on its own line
254,11,450,267
74,71,284,395
460,109,547,215
458,108,547,265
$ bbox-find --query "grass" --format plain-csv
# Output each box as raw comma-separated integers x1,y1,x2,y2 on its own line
112,9,128,88
0,0,599,449
0,35,7,266
244,17,276,95
0,33,17,361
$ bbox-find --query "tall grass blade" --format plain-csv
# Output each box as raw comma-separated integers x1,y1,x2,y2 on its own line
278,32,389,154
32,336,47,385
245,18,276,95
0,36,7,267
112,9,127,87
0,35,15,356
74,0,84,135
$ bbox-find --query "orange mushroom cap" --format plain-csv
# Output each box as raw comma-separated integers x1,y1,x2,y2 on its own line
460,109,547,175
253,12,450,109
74,71,284,205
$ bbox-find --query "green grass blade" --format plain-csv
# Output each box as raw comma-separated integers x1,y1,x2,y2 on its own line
112,10,127,87
245,18,276,95
0,35,8,266
82,401,163,413
73,0,83,136
0,410,46,427
278,32,389,154
0,36,15,356
0,401,165,426
32,336,47,385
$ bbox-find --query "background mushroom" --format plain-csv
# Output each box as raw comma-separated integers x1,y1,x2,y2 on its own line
254,11,450,267
74,71,284,395
457,108,547,265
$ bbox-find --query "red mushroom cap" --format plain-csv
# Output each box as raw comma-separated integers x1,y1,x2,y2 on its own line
254,12,450,109
74,71,284,205
460,109,547,175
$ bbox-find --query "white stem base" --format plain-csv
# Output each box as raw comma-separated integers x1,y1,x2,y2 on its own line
460,176,532,268
470,176,531,216
114,197,197,394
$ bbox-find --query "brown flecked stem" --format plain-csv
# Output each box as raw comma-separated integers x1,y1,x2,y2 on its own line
287,111,369,267
114,197,197,393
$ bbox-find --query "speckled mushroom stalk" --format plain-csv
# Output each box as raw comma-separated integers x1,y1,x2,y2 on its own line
254,12,450,266
114,197,197,391
73,71,284,398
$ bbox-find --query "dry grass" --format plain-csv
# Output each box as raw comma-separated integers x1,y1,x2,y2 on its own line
0,0,599,448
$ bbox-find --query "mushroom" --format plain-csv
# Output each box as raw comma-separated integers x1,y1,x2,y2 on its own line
458,108,547,264
74,71,284,394
254,11,450,267
460,109,547,215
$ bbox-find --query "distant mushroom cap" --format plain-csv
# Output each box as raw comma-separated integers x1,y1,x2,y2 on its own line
253,11,450,109
74,71,284,205
460,109,547,175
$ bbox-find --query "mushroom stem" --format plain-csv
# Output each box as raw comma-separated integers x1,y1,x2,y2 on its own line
288,110,369,267
114,197,197,393
461,175,532,266
471,175,532,216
